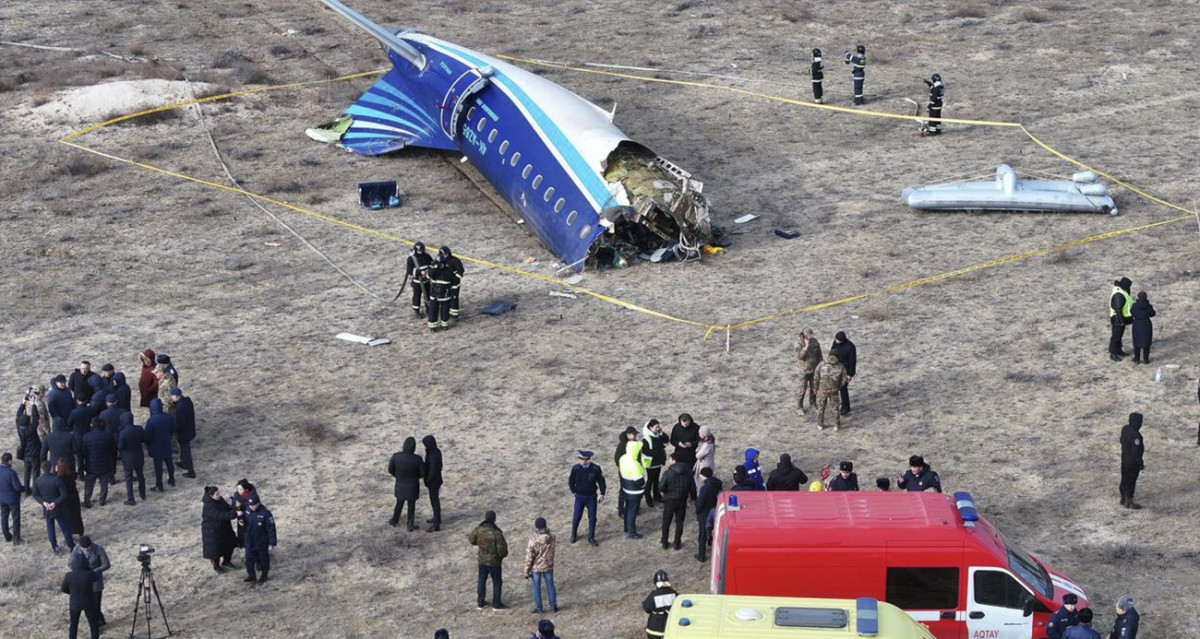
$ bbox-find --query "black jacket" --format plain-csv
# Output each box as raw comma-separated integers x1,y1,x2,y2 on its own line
117,415,145,467
568,462,606,497
829,473,860,492
61,564,99,611
81,428,115,477
97,406,126,437
641,431,667,469
1130,299,1155,349
765,454,808,491
1120,414,1145,468
898,465,942,492
669,422,701,466
1046,605,1078,639
643,585,678,635
47,385,74,421
67,404,96,445
68,369,97,404
1111,607,1139,639
831,337,857,377
244,505,277,550
17,405,42,461
695,476,724,519
112,373,132,412
174,397,196,443
201,494,238,559
658,461,697,502
42,418,81,474
388,437,424,501
34,473,68,511
422,435,443,490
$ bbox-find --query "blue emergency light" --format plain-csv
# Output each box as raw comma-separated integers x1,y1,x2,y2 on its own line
729,494,738,508
954,491,980,526
855,597,879,636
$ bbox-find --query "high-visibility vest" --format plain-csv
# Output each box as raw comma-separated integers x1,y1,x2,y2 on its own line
1110,286,1132,318
620,442,646,481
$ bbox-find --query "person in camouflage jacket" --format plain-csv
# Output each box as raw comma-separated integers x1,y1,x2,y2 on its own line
812,354,847,431
794,329,822,412
469,510,509,609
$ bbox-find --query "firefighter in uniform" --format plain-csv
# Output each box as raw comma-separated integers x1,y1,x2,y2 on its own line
641,569,677,639
426,251,455,331
844,44,866,105
1108,277,1133,361
405,242,432,317
440,246,465,321
810,48,824,104
1047,593,1079,639
923,73,944,135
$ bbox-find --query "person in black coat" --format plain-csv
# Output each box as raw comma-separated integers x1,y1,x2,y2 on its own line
641,419,668,508
1119,413,1145,509
694,468,723,562
111,372,132,412
80,419,114,508
1111,596,1139,639
47,375,75,422
668,414,701,469
34,461,75,552
68,398,97,449
201,486,238,572
765,454,809,491
171,388,197,477
116,413,146,504
897,455,942,493
68,362,97,405
830,332,857,415
422,435,443,532
97,396,125,436
62,552,100,639
388,437,424,530
16,405,42,492
829,461,860,492
1130,292,1156,364
43,418,82,478
658,452,697,551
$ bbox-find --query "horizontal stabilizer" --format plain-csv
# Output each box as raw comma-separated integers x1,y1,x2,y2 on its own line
320,0,426,71
324,69,456,155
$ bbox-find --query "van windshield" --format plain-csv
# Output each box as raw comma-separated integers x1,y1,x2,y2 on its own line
1003,534,1053,599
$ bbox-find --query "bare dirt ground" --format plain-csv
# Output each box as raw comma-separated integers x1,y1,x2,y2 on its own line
2,0,1198,637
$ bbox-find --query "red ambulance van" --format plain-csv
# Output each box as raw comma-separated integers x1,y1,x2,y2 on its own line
710,491,1086,639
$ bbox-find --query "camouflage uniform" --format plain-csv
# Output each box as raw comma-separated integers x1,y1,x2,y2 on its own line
794,334,823,412
156,368,175,415
812,354,847,430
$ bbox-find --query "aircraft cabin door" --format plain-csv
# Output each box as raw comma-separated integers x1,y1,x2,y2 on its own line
966,567,1035,639
439,66,493,139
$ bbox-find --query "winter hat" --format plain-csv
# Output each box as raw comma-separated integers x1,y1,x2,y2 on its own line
538,620,555,636
247,496,260,506
484,510,496,524
1062,593,1078,605
1078,607,1094,623
1116,595,1135,610
840,461,854,472
169,388,182,397
534,517,547,530
698,425,711,438
909,455,925,467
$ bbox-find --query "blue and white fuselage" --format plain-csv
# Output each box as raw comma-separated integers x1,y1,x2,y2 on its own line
311,0,711,271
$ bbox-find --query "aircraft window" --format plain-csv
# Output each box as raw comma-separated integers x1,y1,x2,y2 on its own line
544,187,555,202
510,152,521,167
885,567,959,610
532,175,543,189
973,570,1034,610
554,198,565,213
466,106,476,122
565,210,578,226
488,129,498,143
477,117,487,133
578,224,591,240
499,140,509,154
522,165,532,179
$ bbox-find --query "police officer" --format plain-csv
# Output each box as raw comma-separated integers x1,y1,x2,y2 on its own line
897,455,942,492
1119,413,1145,509
828,461,859,491
810,48,825,104
923,73,944,135
1047,593,1080,639
1108,277,1133,361
242,496,276,584
641,569,677,639
844,44,866,105
405,242,432,317
1063,607,1100,639
426,251,455,331
568,450,606,546
1110,596,1139,639
440,246,465,321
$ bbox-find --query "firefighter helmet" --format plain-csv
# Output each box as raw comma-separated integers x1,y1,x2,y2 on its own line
653,569,669,585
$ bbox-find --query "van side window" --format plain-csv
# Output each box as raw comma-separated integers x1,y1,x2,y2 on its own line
885,567,959,610
973,570,1033,610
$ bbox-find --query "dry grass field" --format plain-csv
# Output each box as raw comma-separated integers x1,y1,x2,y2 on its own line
1,0,1198,637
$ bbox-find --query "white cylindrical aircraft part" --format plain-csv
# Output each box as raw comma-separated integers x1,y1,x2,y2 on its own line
1079,183,1108,196
1072,170,1097,183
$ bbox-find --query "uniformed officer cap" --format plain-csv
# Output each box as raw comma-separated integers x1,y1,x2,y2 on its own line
1063,593,1078,605
577,449,594,459
909,455,925,467
247,496,260,506
839,461,853,472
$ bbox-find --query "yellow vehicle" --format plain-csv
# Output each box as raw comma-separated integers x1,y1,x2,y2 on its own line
663,595,937,639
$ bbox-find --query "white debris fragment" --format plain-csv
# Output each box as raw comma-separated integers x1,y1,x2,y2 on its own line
549,290,578,300
733,214,758,224
336,333,390,346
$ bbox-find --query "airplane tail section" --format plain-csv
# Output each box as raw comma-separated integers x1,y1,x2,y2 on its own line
307,68,456,155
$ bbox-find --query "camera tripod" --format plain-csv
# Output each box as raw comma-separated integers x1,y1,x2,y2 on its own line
129,561,171,639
